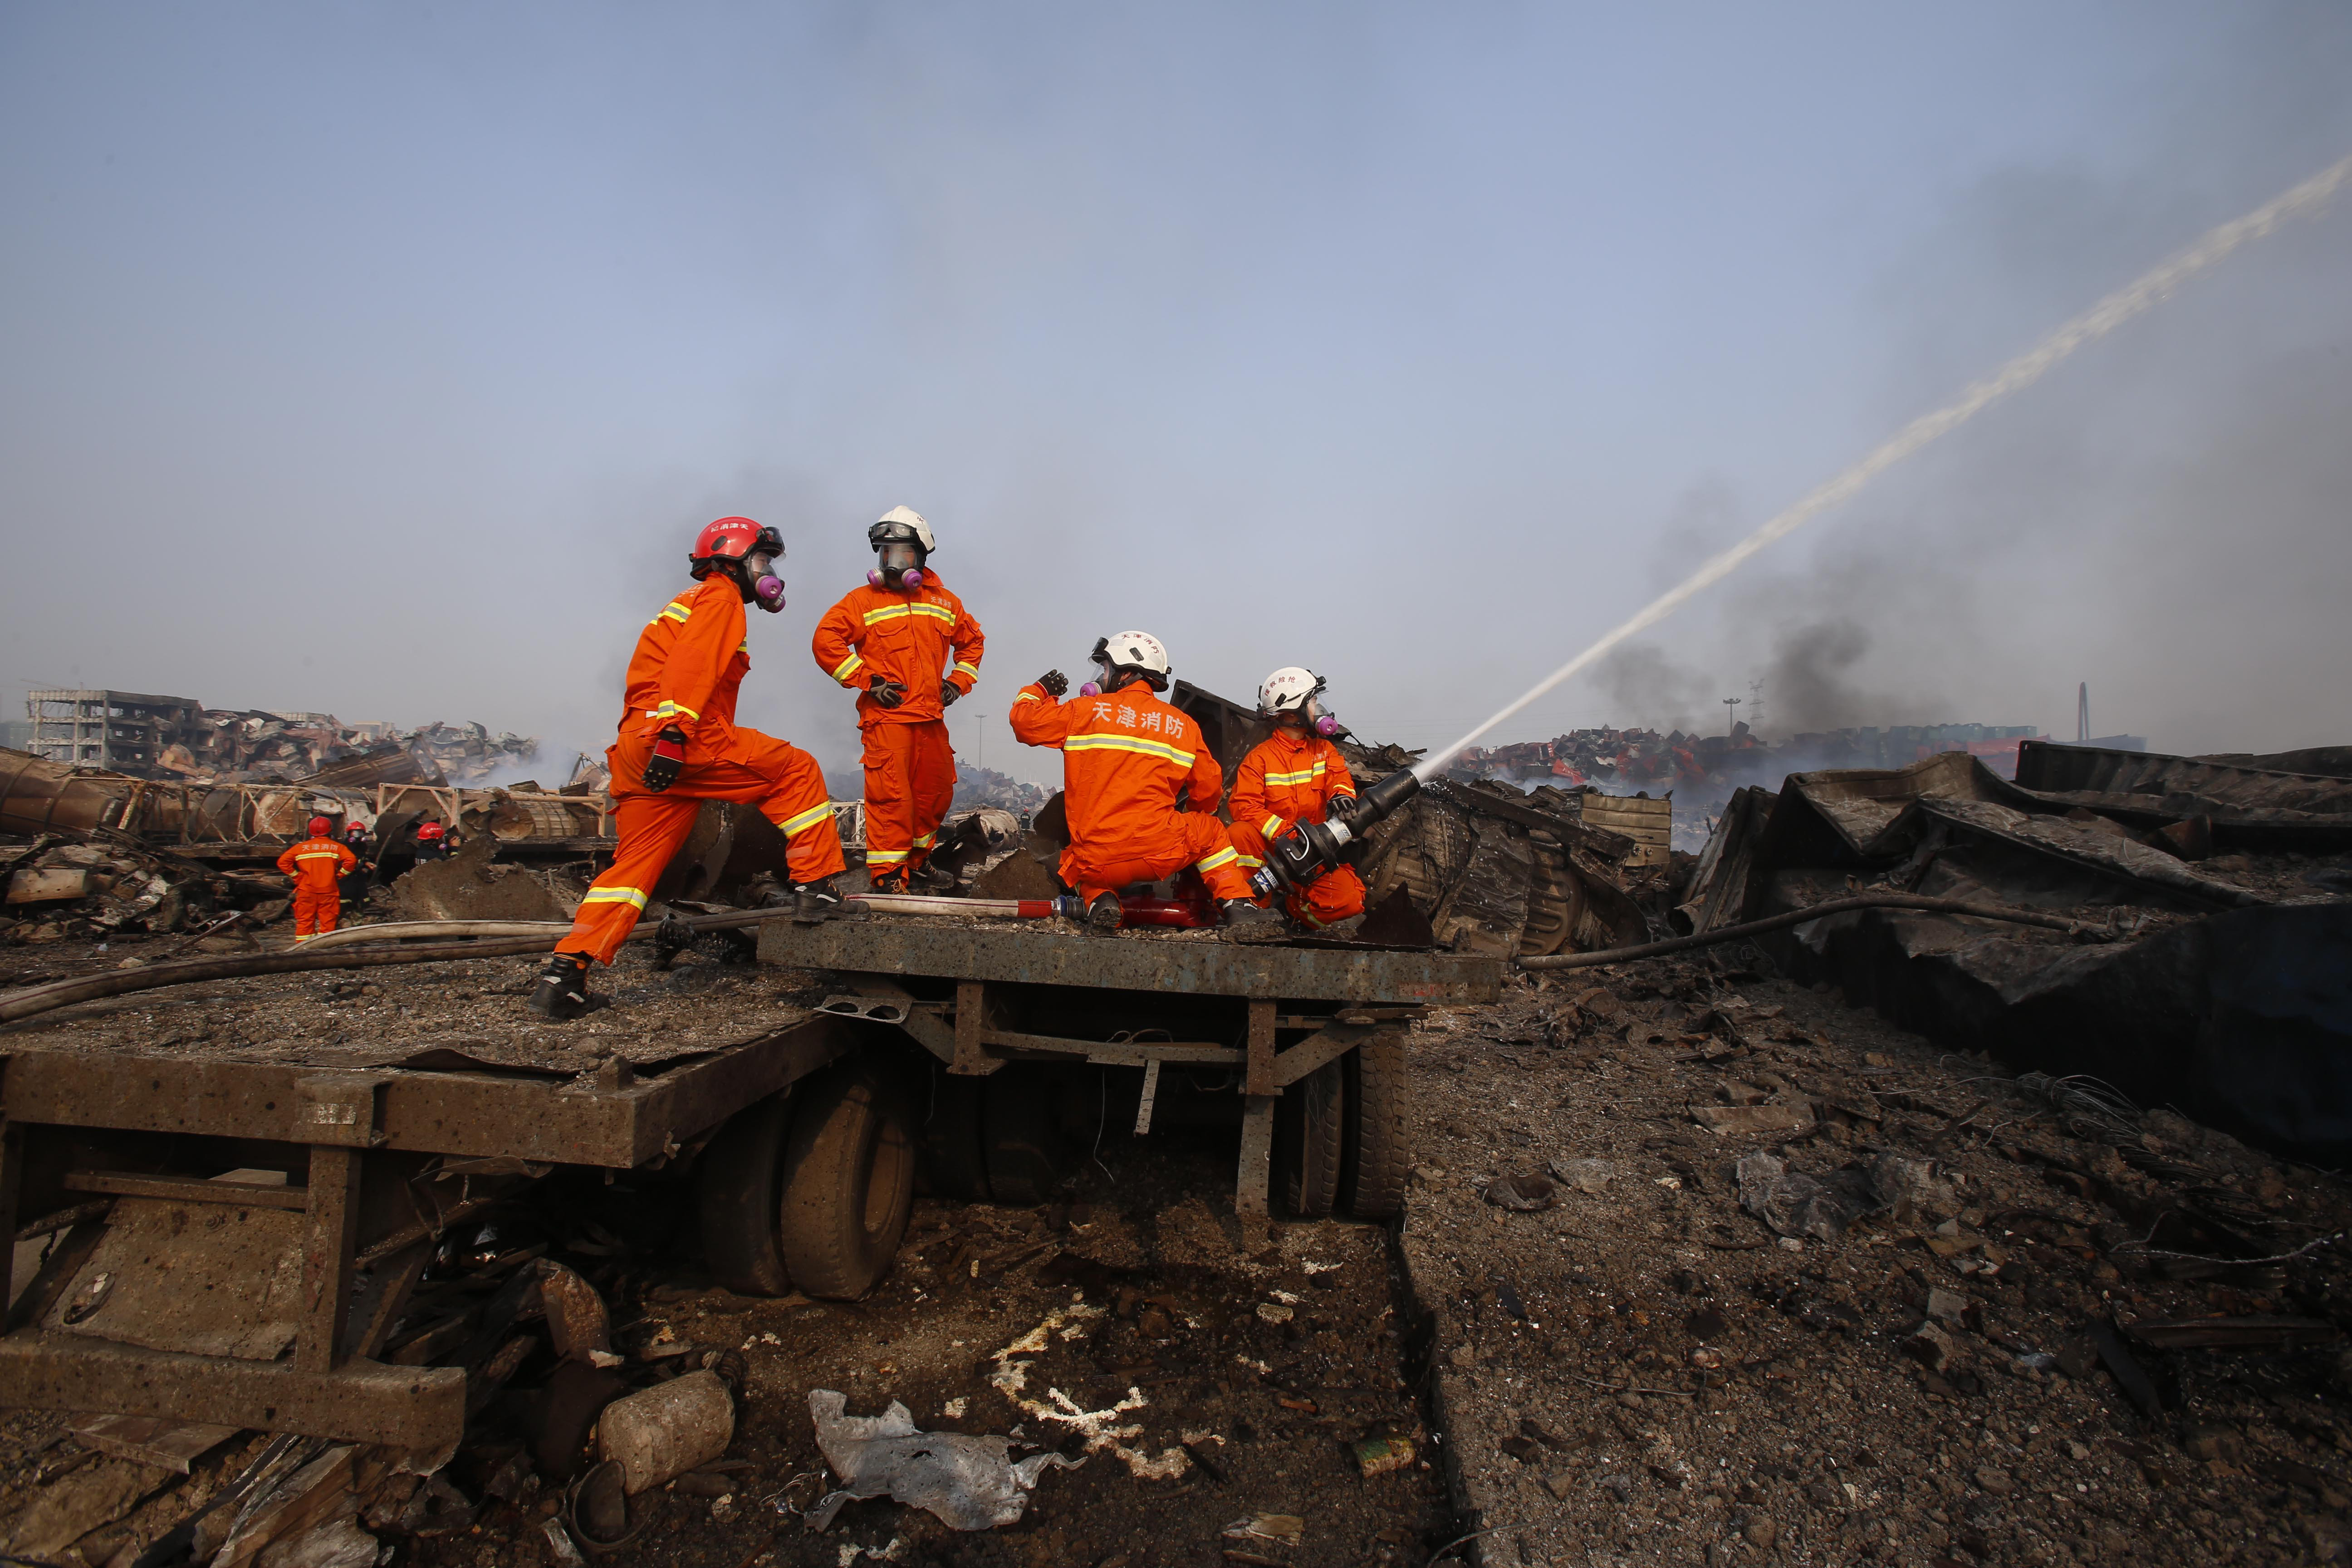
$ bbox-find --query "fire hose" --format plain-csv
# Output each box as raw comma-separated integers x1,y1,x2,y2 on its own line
1516,891,2120,973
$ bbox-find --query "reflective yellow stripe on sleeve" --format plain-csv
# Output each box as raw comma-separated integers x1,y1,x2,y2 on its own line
654,701,701,721
1260,814,1283,838
832,652,866,683
953,661,980,678
649,600,692,627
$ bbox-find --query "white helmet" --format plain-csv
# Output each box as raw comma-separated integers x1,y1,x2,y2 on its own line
1091,630,1171,691
1257,666,1323,717
869,505,937,554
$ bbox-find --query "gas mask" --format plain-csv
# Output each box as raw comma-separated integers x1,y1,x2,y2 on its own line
868,542,926,591
743,549,786,613
1306,698,1344,739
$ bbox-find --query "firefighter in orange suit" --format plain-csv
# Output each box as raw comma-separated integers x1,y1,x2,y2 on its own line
277,815,358,941
1008,630,1282,941
1227,666,1367,931
811,507,985,892
531,516,848,1020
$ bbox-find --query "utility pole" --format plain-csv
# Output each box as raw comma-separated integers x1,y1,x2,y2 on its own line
1722,696,1742,736
2077,683,2089,745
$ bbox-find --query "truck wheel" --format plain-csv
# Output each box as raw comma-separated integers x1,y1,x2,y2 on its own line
1340,1030,1410,1220
696,1093,795,1296
1275,1057,1347,1217
921,1070,989,1201
776,1065,916,1299
982,1065,1068,1206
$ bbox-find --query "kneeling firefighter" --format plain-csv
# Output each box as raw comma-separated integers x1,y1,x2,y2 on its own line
811,506,985,892
277,816,358,941
532,516,849,1020
1008,631,1283,941
1227,667,1367,931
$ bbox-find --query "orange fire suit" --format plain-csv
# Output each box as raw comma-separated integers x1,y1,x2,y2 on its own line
811,575,984,885
557,574,848,966
1008,680,1251,903
1227,730,1366,928
276,835,358,939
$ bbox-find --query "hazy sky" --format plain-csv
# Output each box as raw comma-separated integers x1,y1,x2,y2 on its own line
5,3,2348,786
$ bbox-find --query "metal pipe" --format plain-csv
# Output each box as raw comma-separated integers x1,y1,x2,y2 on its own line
1516,892,2115,972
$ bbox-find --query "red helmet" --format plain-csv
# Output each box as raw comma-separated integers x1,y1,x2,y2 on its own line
309,816,333,837
690,516,784,573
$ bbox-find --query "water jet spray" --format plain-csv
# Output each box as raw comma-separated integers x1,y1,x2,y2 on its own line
1412,151,2352,784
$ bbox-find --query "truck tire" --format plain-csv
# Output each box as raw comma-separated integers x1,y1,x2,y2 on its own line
921,1070,989,1201
776,1065,916,1299
982,1065,1068,1206
1340,1030,1409,1220
1275,1057,1347,1217
696,1093,795,1296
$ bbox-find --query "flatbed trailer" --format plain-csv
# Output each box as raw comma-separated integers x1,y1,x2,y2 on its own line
0,916,1499,1457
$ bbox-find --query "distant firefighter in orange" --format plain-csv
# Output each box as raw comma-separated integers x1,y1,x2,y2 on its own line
276,816,358,941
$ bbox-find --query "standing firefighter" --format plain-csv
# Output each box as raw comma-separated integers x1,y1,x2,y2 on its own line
1008,631,1282,941
1227,667,1367,931
276,816,357,942
811,506,985,892
531,516,849,1020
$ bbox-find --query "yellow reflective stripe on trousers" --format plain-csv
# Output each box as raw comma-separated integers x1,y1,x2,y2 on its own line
914,833,936,848
866,849,910,864
581,886,649,910
1195,846,1239,872
777,802,835,838
1064,734,1194,767
832,652,865,682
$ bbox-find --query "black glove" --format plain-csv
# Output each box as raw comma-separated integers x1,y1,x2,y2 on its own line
642,727,688,792
1327,794,1359,824
940,680,962,707
1038,670,1068,697
867,674,908,710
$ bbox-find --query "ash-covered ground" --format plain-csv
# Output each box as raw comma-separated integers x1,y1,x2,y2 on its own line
4,928,2349,1567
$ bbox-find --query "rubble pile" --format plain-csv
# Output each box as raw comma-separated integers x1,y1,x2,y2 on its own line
1452,721,2048,850
950,759,1051,818
26,691,539,787
1402,957,2352,1568
1678,740,2352,1162
0,833,297,947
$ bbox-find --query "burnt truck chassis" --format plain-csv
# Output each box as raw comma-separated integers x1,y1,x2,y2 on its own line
0,918,1498,1458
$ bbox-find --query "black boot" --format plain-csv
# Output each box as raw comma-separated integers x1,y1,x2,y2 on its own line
529,951,594,1020
1083,892,1124,934
1219,899,1287,945
789,881,844,924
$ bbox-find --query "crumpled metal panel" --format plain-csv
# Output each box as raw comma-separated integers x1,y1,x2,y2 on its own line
44,1199,307,1360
